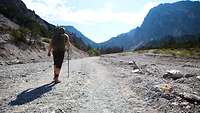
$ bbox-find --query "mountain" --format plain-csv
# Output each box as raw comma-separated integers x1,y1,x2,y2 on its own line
101,1,200,50
0,0,55,37
99,27,139,50
0,0,93,51
63,26,97,48
0,0,89,63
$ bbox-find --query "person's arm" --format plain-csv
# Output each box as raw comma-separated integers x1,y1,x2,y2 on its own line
47,40,53,56
64,33,71,50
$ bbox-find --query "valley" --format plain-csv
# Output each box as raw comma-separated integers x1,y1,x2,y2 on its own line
1,0,200,113
0,52,200,113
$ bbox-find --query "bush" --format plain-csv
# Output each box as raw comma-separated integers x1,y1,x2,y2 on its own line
11,29,26,43
88,48,100,56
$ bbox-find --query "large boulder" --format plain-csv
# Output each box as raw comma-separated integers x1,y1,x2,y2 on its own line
163,70,183,80
177,92,200,104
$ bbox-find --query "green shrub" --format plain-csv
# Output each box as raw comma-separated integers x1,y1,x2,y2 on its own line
88,48,100,56
149,48,200,58
10,27,31,43
11,29,26,43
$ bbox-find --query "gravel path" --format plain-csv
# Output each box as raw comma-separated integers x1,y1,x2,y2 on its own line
0,57,157,113
1,54,200,113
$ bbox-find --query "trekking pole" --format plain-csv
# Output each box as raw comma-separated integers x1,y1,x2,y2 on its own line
67,49,69,78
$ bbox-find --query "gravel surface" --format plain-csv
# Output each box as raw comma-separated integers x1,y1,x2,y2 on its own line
101,52,200,113
1,53,200,113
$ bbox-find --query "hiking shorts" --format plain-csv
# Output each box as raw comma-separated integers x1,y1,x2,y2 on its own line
53,51,65,69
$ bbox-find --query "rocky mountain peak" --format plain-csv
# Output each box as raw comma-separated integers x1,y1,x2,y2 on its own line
100,1,200,50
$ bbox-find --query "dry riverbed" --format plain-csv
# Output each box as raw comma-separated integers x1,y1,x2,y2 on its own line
0,52,200,113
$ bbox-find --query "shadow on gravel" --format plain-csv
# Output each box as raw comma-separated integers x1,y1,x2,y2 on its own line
8,82,55,106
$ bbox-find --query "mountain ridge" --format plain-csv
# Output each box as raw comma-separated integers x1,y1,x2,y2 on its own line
101,1,200,50
0,0,55,31
0,0,90,63
62,26,97,48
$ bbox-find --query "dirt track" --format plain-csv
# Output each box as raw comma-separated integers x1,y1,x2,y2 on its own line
0,53,200,113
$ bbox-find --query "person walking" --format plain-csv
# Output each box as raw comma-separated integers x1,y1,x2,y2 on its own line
47,27,71,83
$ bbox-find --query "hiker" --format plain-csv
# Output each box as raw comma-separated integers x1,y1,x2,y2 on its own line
47,27,71,83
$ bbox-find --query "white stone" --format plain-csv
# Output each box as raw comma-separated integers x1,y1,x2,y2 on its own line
132,69,140,73
171,102,179,106
163,70,183,80
180,102,189,106
128,61,134,65
166,70,181,74
196,76,200,80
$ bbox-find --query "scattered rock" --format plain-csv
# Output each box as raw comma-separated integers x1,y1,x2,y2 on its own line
31,58,36,62
163,70,183,80
132,69,140,73
180,102,189,106
54,108,65,113
161,93,175,100
196,76,200,80
185,105,191,109
5,61,12,65
11,59,24,64
171,102,179,106
119,60,126,65
182,63,200,69
177,92,200,104
175,78,186,83
20,74,27,77
0,61,4,66
128,61,135,65
0,38,7,44
114,73,126,78
119,60,123,63
128,60,140,70
0,34,10,43
185,74,196,78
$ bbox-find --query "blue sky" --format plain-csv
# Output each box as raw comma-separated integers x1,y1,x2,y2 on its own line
22,0,197,43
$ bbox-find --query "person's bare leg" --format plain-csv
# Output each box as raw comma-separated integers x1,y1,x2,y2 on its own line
53,65,56,74
53,65,61,83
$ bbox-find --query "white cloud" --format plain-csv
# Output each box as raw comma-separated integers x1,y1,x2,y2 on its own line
22,0,159,26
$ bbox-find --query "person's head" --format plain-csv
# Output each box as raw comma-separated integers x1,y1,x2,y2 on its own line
55,27,65,34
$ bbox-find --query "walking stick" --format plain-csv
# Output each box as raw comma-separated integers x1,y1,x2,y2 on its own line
67,49,69,78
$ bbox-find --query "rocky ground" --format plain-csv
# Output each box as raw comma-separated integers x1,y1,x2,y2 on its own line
101,52,200,113
0,52,200,113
